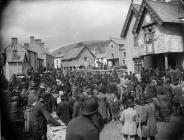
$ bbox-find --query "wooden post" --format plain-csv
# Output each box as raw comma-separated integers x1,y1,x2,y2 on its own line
164,53,168,71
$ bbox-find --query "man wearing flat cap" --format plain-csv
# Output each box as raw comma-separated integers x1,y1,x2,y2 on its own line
31,92,61,140
66,98,104,140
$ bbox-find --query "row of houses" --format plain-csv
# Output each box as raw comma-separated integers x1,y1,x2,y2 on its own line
3,36,54,80
53,38,126,69
54,0,184,74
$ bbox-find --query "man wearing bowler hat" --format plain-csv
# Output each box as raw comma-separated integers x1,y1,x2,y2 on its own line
66,98,104,140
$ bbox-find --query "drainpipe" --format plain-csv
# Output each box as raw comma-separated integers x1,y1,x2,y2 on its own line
164,53,168,71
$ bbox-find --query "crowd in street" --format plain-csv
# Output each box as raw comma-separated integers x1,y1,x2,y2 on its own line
2,66,184,140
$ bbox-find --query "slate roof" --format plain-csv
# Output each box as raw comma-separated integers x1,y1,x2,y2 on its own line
62,46,96,61
96,53,107,59
120,4,140,38
63,46,84,60
6,50,27,62
105,38,124,47
29,42,53,57
111,38,124,45
52,40,106,56
147,0,181,23
133,0,184,33
55,52,64,58
4,43,37,54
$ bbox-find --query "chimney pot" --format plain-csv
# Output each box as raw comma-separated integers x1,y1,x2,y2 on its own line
12,37,17,44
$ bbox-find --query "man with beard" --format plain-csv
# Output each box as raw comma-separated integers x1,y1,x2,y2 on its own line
66,98,104,140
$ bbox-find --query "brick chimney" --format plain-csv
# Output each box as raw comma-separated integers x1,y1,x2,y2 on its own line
24,43,29,49
35,39,41,46
12,37,17,45
30,36,34,43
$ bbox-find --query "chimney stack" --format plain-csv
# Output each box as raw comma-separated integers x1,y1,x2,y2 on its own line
24,43,29,49
12,37,17,45
30,36,34,43
35,39,41,46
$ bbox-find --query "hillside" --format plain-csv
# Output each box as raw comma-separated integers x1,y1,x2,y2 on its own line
52,40,107,57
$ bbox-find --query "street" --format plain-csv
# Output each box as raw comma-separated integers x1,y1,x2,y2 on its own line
101,117,182,140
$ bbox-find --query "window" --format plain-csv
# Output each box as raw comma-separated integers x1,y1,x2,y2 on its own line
134,34,138,47
84,57,87,61
123,52,126,58
56,59,58,64
123,60,125,65
134,58,142,73
112,53,114,58
144,26,156,43
111,45,113,49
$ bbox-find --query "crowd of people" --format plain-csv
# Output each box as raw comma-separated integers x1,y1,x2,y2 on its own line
1,66,184,140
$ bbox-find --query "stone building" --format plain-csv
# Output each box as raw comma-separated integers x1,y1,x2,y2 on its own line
29,36,54,71
4,38,37,79
132,0,184,71
105,38,125,67
120,3,141,73
61,46,96,68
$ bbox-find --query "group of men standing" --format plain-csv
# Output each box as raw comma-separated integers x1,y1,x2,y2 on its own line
2,66,184,140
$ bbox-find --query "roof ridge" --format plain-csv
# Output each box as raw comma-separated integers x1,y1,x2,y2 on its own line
133,3,141,6
147,0,180,5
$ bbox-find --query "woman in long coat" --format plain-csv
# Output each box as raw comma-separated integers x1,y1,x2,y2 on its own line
141,99,158,140
157,86,170,122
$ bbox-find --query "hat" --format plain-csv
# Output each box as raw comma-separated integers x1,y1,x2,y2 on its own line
59,91,64,95
145,98,152,103
98,84,106,93
60,94,65,100
40,82,46,89
31,82,37,89
165,77,170,83
80,98,99,116
126,99,134,107
40,92,51,102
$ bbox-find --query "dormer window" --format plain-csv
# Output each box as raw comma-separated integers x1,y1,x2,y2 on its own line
144,26,156,43
111,45,113,49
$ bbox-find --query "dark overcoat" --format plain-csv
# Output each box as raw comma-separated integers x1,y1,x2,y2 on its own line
66,115,99,140
31,101,60,139
56,101,70,125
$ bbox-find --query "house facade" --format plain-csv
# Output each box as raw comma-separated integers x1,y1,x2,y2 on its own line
106,38,125,67
95,53,107,68
23,43,38,70
54,53,64,69
132,0,184,71
4,38,30,79
61,46,96,68
120,3,141,73
29,36,54,71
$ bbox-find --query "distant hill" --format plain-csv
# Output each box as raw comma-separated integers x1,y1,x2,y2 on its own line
52,40,107,57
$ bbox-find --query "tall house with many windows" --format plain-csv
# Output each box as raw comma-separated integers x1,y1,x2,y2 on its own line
120,3,141,73
132,0,184,71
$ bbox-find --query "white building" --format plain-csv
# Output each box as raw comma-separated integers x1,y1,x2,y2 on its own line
54,52,64,69
95,53,107,68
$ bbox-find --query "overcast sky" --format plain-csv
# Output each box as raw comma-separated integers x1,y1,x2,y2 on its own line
1,0,142,52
